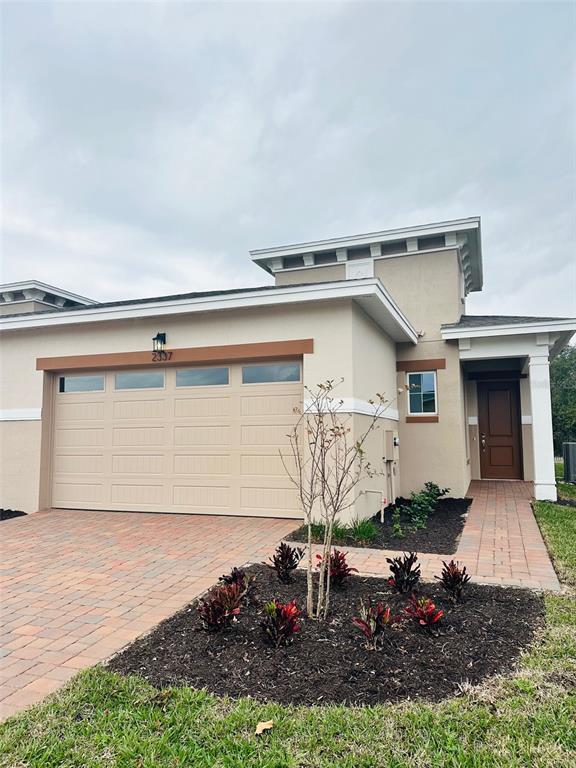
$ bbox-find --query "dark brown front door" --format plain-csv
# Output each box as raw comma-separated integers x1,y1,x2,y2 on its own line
477,381,523,480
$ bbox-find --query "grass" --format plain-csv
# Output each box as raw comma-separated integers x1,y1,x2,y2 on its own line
555,459,576,500
533,501,576,588
2,508,575,767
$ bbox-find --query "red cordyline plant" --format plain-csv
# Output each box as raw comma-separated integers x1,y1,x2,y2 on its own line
260,599,302,648
435,560,471,602
352,599,400,650
267,542,305,584
387,552,421,593
404,594,444,630
219,567,257,604
316,549,358,588
197,583,243,631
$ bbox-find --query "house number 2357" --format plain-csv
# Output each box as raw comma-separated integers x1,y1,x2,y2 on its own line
151,350,173,362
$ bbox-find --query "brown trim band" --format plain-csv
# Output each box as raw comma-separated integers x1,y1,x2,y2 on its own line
397,358,446,372
37,339,314,372
406,416,439,423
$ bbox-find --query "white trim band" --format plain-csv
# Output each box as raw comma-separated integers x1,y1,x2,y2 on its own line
521,415,533,425
0,408,41,421
303,397,399,421
468,416,478,426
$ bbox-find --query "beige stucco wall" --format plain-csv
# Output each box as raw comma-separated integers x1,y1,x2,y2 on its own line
275,264,346,286
0,299,399,519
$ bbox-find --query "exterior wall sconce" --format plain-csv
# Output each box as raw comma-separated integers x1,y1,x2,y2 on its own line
152,332,166,351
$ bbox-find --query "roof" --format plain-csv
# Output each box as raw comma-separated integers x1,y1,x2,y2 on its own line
0,280,96,306
442,314,569,329
0,278,419,344
250,217,483,294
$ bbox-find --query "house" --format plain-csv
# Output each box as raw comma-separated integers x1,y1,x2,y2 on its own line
1,217,574,523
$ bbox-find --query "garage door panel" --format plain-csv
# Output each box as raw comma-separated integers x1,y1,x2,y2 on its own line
52,362,302,517
111,483,165,505
174,425,231,446
53,482,104,505
54,454,105,474
111,454,164,474
55,428,105,447
172,484,231,507
55,401,105,421
240,394,300,417
174,396,231,418
113,399,166,419
112,426,165,446
173,453,231,475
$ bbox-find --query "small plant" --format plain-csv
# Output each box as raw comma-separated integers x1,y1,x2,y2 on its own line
219,567,257,604
261,599,302,647
404,491,435,530
404,594,444,629
331,519,349,543
436,560,471,602
391,507,404,538
349,517,378,545
387,552,421,593
423,481,450,505
316,549,358,588
267,542,305,583
197,583,243,631
352,599,399,650
309,520,326,541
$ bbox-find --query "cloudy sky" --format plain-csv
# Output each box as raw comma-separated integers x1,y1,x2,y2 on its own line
1,0,575,316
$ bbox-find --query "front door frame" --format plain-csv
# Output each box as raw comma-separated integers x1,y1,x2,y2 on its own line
477,379,524,480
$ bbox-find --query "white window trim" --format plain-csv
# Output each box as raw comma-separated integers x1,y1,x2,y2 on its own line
406,370,438,416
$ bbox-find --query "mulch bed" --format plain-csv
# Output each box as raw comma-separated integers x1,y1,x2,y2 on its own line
108,564,544,706
0,509,27,521
286,497,472,555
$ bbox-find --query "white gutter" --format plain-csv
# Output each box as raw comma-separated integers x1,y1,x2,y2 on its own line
0,279,419,344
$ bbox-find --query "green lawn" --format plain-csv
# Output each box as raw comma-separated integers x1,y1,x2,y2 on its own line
555,459,576,500
2,510,575,767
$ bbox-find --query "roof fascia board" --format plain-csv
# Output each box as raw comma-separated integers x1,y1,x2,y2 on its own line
250,218,480,260
0,279,419,344
442,318,576,340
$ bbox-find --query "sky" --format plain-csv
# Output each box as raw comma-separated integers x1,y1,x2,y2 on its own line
1,0,575,317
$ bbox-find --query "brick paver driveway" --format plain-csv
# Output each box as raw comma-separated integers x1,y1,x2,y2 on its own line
0,510,298,720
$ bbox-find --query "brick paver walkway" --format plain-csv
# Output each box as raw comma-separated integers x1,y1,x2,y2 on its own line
0,480,559,720
312,480,560,592
0,510,297,720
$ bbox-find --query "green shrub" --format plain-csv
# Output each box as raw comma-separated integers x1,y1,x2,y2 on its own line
309,520,326,541
349,517,378,545
331,519,349,542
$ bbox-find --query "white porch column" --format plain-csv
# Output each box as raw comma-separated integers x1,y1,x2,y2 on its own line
529,353,557,500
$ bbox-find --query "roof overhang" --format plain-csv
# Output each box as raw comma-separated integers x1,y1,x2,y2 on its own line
0,279,419,344
0,280,96,305
442,318,576,358
250,217,483,294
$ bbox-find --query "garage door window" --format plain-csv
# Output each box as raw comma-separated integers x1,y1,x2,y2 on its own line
115,371,165,390
59,375,105,393
176,367,229,387
242,362,300,384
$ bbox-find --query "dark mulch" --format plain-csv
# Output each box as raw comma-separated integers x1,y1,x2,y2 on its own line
556,495,576,509
0,509,27,521
108,564,544,707
286,497,472,555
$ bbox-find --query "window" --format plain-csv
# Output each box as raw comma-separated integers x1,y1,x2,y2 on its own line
242,362,301,384
176,367,229,387
407,372,437,414
59,375,105,393
115,371,164,390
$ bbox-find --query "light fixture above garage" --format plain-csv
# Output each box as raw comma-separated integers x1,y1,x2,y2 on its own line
152,332,166,351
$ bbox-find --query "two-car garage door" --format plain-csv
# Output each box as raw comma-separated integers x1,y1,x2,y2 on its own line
50,361,302,517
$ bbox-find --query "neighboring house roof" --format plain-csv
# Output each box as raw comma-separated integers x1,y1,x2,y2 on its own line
0,278,419,344
251,217,483,294
442,314,569,329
